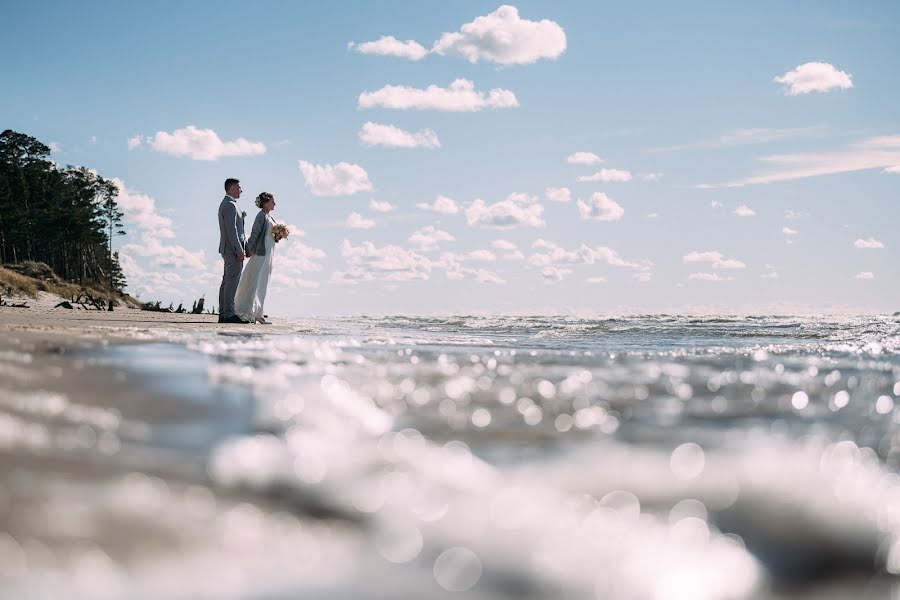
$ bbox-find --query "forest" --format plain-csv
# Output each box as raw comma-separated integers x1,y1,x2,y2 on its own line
0,129,127,291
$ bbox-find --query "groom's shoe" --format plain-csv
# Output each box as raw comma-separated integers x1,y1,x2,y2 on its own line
220,315,250,324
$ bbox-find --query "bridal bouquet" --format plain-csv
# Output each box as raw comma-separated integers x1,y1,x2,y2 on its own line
272,223,290,243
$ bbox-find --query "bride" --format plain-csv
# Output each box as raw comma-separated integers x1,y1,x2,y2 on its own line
235,192,278,324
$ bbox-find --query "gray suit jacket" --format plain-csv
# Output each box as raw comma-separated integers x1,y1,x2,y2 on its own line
218,196,246,256
245,210,273,257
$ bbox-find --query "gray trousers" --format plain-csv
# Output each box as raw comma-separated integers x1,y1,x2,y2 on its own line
218,252,243,318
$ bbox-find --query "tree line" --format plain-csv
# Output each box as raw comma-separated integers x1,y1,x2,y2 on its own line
0,129,127,291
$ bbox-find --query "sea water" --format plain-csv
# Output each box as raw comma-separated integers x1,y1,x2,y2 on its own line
2,315,900,599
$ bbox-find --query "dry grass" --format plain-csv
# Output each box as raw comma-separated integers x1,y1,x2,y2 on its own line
0,266,39,297
0,263,141,307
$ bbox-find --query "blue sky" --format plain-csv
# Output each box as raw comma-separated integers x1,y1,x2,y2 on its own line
2,1,898,315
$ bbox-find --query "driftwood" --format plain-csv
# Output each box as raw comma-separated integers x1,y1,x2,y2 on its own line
191,297,206,314
67,290,111,311
55,301,73,309
141,300,174,313
0,293,30,308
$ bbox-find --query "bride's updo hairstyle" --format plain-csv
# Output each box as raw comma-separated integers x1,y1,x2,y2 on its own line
255,192,275,208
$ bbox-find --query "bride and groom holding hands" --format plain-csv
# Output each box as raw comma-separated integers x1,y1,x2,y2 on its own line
217,178,288,324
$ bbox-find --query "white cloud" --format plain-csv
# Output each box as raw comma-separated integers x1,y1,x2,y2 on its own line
576,192,624,221
647,213,659,218
89,136,97,144
110,178,218,303
332,240,433,284
457,249,497,262
110,177,175,240
432,5,566,65
683,251,746,270
48,142,61,152
785,209,809,219
358,78,518,112
349,36,428,61
440,253,506,284
696,135,900,188
147,126,266,161
689,272,735,282
121,234,207,272
855,271,874,280
544,186,571,203
416,195,459,214
369,199,396,213
465,193,545,229
649,125,827,153
782,227,799,235
854,237,884,249
633,272,652,283
774,62,853,95
541,266,573,284
733,205,755,217
529,239,652,272
638,172,663,181
276,240,326,273
298,160,373,196
577,168,632,183
761,270,780,279
127,135,143,150
885,166,900,174
271,240,327,289
567,152,603,165
359,122,440,149
711,201,723,209
491,239,525,260
408,226,455,251
346,212,375,229
586,277,608,284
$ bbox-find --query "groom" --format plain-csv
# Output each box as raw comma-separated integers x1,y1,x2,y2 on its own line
217,178,249,324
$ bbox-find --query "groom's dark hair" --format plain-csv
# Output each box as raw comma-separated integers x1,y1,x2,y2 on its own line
224,178,240,191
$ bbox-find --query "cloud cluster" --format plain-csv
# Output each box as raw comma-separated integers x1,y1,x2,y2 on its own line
577,168,632,183
298,160,373,196
416,195,459,215
854,237,884,249
432,5,565,65
526,239,652,284
352,6,565,66
689,272,735,282
491,239,525,260
544,187,571,203
111,178,217,301
368,199,396,213
332,240,433,284
271,240,327,289
576,192,624,221
140,126,266,161
359,122,440,149
408,226,455,251
346,212,375,229
683,251,746,270
465,193,545,229
774,62,853,95
359,79,518,112
567,152,603,165
349,36,428,61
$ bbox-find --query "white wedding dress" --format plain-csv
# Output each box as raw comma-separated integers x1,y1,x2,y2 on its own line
234,215,275,323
